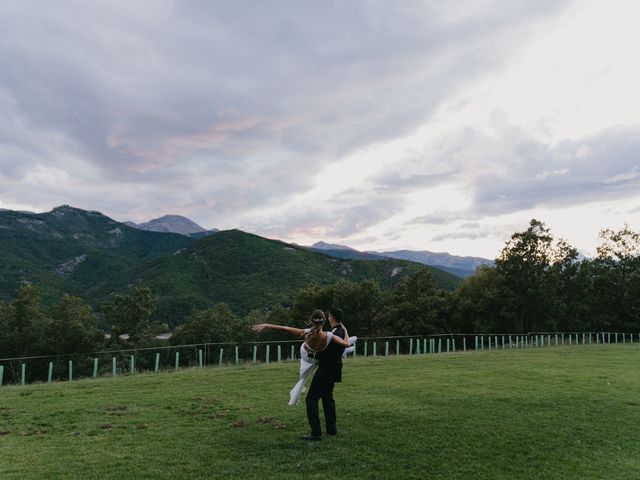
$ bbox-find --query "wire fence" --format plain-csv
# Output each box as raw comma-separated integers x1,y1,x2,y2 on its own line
0,331,637,387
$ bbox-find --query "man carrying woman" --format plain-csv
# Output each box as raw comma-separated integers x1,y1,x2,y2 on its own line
252,307,353,440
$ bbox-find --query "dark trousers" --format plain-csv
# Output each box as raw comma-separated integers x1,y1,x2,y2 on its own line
305,369,337,436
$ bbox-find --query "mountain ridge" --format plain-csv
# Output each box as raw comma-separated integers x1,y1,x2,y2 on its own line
309,241,494,277
0,206,461,322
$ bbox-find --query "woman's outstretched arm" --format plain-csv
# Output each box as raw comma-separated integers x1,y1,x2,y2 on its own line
252,323,306,337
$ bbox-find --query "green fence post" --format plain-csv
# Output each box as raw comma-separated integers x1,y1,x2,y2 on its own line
385,341,389,356
130,355,135,374
409,338,414,355
446,338,450,353
452,337,456,352
48,362,54,383
253,346,257,363
236,346,239,365
219,348,225,366
488,336,492,350
615,333,619,344
277,345,281,363
93,358,98,379
475,336,478,350
68,360,73,381
291,345,295,360
607,332,611,343
112,357,117,377
438,338,442,353
481,336,484,350
364,342,368,357
540,336,544,348
373,342,377,356
155,353,160,372
175,352,180,370
424,339,427,354
508,336,512,349
555,334,558,345
0,365,3,386
463,338,467,352
575,333,579,345
199,349,203,368
265,345,270,364
21,363,26,386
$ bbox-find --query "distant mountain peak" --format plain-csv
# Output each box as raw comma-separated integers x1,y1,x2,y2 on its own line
51,205,100,214
311,241,355,251
137,215,206,234
130,214,219,238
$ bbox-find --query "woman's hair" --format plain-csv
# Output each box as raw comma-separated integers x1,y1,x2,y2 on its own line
308,309,326,327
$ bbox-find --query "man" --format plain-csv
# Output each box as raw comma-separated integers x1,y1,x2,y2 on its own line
303,307,347,440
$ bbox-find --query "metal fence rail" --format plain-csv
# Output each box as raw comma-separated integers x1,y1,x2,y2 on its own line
0,331,637,386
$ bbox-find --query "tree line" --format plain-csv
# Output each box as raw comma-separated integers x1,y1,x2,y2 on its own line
1,220,639,365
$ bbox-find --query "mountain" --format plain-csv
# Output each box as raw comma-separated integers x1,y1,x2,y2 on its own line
94,230,460,322
379,250,493,277
128,215,219,238
0,206,461,324
312,241,354,251
309,240,493,277
309,246,388,261
0,205,192,303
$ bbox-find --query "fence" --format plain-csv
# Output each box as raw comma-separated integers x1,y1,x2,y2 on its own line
0,331,637,387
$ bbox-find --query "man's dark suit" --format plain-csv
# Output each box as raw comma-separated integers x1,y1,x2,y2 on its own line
305,324,346,437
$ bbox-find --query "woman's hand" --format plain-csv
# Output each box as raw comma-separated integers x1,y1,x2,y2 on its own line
252,323,270,332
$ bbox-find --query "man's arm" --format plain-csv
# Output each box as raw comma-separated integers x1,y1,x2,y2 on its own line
252,323,306,337
330,325,350,347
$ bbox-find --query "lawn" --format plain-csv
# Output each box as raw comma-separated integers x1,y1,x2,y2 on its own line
1,345,639,479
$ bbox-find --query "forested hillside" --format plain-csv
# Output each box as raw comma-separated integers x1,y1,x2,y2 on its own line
0,206,458,322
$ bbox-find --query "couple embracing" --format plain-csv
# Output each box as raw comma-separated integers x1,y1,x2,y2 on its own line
252,308,355,440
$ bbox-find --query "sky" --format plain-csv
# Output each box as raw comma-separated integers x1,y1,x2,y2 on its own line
1,0,639,259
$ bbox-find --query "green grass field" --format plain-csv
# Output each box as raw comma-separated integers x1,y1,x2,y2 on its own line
1,345,639,479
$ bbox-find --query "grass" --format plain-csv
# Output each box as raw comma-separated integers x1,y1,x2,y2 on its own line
1,345,639,479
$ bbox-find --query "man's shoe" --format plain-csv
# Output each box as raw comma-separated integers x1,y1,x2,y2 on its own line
301,434,322,441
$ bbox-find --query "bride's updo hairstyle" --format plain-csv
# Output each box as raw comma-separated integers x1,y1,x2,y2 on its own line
307,309,326,328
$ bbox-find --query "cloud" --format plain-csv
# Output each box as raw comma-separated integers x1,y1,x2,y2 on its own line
0,0,569,226
468,125,640,215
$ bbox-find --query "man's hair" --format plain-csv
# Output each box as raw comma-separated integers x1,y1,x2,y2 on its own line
326,307,344,323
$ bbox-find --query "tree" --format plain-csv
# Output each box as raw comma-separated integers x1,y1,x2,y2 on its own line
449,266,506,333
103,287,157,343
47,294,102,355
495,219,557,333
372,268,449,336
291,280,382,336
0,284,48,358
170,303,239,345
589,225,640,331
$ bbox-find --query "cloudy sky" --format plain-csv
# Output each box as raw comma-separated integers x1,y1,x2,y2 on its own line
1,0,639,258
